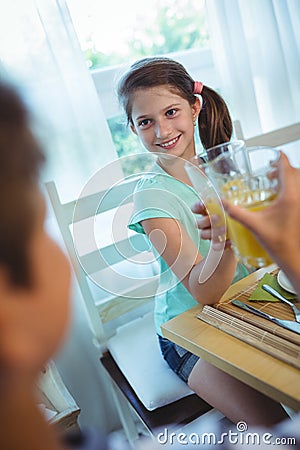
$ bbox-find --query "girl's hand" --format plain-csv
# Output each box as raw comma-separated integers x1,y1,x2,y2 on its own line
191,201,231,250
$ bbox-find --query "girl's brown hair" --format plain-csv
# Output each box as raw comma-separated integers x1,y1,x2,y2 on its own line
117,56,232,150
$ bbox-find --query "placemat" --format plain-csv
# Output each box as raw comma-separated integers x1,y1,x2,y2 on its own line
196,268,300,366
215,268,300,345
197,305,300,369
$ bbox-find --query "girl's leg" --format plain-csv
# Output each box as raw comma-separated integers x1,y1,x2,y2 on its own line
188,359,288,426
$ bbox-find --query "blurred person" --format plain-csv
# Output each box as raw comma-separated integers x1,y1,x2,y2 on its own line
0,81,113,450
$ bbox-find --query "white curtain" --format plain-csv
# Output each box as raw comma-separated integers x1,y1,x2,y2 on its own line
0,0,119,202
0,0,120,432
206,0,300,137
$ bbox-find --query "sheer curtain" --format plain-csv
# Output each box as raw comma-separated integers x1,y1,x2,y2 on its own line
0,0,120,202
0,0,120,432
206,0,300,138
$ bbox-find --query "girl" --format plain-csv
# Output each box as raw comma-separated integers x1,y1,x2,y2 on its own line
117,56,288,425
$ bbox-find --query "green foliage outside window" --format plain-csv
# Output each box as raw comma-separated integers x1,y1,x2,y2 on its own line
85,0,209,70
85,0,209,171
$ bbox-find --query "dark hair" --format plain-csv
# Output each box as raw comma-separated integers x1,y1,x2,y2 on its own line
117,56,233,150
0,82,45,286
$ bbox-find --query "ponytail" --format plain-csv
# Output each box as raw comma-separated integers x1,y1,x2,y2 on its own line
197,86,233,150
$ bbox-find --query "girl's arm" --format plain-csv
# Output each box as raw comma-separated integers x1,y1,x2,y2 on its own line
141,216,237,306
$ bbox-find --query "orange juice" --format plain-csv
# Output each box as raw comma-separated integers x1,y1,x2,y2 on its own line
222,183,276,268
205,197,229,241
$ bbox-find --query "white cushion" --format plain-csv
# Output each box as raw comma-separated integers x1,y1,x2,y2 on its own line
108,312,193,411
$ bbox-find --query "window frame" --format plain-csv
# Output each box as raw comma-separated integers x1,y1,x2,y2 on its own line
90,47,217,121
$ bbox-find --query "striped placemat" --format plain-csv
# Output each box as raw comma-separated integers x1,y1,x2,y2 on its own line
216,269,300,345
197,305,300,369
196,268,300,366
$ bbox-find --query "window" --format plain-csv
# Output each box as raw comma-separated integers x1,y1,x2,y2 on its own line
66,0,211,167
67,0,209,69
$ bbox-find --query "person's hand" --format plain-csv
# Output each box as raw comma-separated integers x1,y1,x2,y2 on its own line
222,152,300,269
192,200,231,250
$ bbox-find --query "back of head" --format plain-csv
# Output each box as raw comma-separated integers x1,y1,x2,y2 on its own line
117,56,233,149
0,82,45,286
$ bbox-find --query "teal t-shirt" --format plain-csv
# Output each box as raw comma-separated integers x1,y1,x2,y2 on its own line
128,164,248,336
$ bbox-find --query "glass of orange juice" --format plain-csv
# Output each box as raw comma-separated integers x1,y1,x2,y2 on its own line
203,143,280,269
185,153,229,247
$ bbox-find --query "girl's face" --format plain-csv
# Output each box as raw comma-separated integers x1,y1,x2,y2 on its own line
130,85,200,161
0,189,71,374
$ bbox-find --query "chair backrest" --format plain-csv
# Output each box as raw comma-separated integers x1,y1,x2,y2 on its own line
37,360,80,432
234,120,300,147
45,176,159,345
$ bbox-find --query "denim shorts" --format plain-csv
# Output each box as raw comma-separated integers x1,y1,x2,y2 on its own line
158,335,199,383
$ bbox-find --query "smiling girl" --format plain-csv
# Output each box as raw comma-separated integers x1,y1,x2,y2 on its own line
117,57,288,425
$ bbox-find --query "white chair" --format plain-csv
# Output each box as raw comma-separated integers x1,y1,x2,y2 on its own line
37,360,81,434
45,174,212,446
234,120,300,147
234,120,300,169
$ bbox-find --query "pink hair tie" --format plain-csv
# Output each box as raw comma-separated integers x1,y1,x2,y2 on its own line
193,81,203,95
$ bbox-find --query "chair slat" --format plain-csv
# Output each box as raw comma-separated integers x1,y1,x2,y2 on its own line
234,120,300,147
46,178,139,225
73,178,139,223
79,234,150,273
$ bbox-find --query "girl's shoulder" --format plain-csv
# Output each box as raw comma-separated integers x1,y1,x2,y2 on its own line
135,171,190,195
135,172,171,188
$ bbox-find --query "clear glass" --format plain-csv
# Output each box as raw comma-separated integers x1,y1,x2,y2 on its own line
203,140,246,163
209,146,280,269
185,154,228,245
206,144,280,269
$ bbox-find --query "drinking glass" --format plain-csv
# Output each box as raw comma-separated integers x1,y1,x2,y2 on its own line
203,140,246,163
185,154,228,245
187,143,280,270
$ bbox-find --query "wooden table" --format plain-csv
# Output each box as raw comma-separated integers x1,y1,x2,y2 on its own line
161,264,300,412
